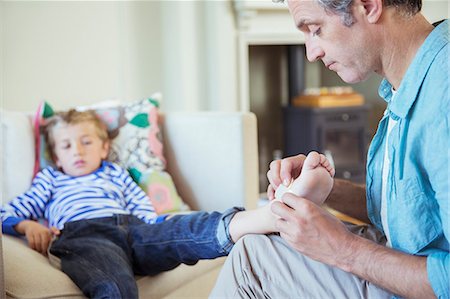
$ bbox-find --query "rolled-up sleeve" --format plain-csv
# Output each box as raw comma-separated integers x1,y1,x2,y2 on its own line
427,251,449,299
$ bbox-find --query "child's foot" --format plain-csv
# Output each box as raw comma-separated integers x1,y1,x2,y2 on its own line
228,152,334,243
275,151,334,205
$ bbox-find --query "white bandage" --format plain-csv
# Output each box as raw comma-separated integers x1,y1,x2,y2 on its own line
275,183,296,200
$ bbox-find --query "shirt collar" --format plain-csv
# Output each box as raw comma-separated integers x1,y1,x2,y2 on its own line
378,20,449,119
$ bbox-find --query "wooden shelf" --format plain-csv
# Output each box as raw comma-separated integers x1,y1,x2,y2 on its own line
292,93,365,108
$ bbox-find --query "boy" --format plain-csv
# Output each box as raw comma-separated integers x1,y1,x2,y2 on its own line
1,109,334,298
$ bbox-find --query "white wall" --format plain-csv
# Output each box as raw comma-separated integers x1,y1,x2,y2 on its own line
1,1,446,113
0,1,238,112
0,2,4,111
160,1,238,112
422,0,450,23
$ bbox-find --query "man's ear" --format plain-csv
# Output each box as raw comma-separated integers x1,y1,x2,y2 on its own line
361,0,383,23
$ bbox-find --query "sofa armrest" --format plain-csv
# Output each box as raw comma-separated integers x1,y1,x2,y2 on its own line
161,112,259,211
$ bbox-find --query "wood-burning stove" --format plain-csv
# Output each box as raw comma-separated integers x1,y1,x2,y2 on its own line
283,105,369,183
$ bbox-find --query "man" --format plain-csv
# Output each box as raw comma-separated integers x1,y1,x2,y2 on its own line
210,0,448,298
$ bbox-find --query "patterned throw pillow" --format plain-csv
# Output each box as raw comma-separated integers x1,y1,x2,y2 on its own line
33,101,56,174
138,170,186,214
33,95,187,214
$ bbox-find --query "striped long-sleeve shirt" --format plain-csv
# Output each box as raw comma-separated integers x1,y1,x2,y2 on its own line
1,161,157,235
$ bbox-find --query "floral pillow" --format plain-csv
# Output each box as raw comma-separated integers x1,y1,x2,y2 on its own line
33,94,187,214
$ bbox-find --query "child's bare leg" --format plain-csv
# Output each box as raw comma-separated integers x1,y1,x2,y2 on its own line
275,151,334,205
228,204,276,243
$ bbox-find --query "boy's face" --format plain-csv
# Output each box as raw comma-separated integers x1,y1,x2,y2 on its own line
53,122,109,177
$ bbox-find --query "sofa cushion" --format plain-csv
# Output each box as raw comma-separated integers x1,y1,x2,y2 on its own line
160,265,223,298
0,110,35,204
3,235,83,298
136,258,225,298
3,234,225,299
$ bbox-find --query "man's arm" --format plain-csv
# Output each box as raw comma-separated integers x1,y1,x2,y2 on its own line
324,180,435,297
325,178,369,223
343,233,435,299
272,195,436,299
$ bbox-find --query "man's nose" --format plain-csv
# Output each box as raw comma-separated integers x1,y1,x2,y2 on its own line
305,40,325,62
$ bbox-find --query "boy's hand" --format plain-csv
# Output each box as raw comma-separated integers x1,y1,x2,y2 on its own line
14,220,60,255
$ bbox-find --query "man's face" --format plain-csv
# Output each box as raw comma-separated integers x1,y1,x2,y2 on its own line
53,122,109,177
287,0,376,83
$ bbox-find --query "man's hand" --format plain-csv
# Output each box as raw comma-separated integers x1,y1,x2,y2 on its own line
267,153,306,200
14,220,60,255
271,193,355,267
271,193,435,299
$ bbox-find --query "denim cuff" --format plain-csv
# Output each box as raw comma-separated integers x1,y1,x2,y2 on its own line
216,207,245,254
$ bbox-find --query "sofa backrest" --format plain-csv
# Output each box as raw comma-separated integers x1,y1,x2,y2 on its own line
1,110,35,205
161,112,259,211
0,110,260,211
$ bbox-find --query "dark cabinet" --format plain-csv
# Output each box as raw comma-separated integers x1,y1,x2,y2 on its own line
283,105,369,183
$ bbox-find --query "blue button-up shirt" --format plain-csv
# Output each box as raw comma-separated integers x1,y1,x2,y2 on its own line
366,20,449,298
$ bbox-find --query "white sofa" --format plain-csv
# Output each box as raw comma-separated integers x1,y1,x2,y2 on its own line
0,110,259,299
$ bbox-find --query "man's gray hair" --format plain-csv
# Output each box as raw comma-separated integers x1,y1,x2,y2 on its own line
276,0,422,26
318,0,355,26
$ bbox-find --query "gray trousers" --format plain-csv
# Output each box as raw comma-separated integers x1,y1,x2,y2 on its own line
210,224,394,299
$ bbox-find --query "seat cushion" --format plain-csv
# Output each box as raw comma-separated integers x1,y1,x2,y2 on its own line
3,235,224,299
160,265,223,299
3,235,83,299
137,258,225,298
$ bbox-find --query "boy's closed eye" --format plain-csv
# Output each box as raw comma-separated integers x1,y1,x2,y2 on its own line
81,138,92,145
60,142,71,150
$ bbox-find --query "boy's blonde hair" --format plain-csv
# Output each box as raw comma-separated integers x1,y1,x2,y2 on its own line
44,109,109,162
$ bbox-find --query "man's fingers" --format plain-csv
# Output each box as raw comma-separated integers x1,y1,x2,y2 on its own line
272,194,313,224
279,158,293,186
280,193,303,209
275,218,293,236
267,160,282,188
267,184,275,200
271,200,296,221
267,154,307,200
280,154,306,185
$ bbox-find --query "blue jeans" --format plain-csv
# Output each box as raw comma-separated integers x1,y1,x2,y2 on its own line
49,208,241,299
